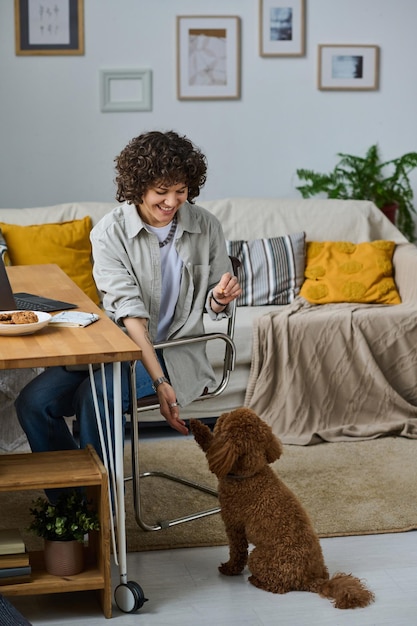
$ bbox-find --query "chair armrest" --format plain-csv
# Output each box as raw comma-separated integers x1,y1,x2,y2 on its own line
134,332,236,412
133,255,240,411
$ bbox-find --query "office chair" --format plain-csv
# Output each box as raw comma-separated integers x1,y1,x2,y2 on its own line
127,258,240,531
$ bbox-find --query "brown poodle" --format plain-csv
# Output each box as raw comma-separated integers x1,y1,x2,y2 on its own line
190,408,374,609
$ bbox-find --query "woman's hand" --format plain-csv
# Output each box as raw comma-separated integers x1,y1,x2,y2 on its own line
157,382,189,435
211,272,242,310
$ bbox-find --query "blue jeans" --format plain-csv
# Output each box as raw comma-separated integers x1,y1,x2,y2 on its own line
15,356,165,462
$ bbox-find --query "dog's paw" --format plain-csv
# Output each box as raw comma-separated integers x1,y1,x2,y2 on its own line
218,562,244,576
189,418,199,430
189,419,213,450
189,418,207,434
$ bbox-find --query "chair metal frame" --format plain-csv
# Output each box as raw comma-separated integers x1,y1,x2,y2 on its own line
127,258,239,532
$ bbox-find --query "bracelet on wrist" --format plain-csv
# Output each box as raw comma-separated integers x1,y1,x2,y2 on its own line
211,294,226,308
152,375,170,391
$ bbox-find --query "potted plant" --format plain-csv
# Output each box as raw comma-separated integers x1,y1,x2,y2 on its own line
29,490,100,576
295,144,417,242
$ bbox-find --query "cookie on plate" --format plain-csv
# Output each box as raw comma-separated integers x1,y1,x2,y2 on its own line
11,311,39,324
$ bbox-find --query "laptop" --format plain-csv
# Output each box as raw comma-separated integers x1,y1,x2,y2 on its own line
0,256,77,312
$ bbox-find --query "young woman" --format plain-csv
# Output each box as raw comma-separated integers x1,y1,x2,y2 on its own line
15,130,241,462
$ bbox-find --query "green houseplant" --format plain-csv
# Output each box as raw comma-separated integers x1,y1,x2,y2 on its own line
296,144,417,242
29,490,100,542
29,490,100,576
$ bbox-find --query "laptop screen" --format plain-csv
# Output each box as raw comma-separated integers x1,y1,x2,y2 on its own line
0,257,76,312
0,256,18,310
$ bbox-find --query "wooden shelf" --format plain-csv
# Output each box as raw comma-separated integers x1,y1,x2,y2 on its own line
0,446,111,618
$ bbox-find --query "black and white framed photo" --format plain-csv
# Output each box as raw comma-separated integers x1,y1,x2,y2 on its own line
259,0,305,57
176,15,241,100
318,45,379,91
15,0,84,56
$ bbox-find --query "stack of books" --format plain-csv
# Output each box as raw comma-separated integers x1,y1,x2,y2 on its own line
0,529,31,584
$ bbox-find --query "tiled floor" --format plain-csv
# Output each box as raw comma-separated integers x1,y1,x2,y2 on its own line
10,531,417,625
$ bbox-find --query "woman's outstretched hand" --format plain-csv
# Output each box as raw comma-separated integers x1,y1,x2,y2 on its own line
157,383,189,435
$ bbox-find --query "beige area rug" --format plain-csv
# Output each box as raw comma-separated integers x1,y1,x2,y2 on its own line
2,436,417,553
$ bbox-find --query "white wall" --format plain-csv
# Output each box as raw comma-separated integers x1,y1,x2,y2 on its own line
1,0,416,208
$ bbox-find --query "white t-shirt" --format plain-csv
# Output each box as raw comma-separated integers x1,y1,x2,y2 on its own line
146,221,182,341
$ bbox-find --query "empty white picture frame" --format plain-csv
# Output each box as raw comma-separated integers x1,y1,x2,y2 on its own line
100,69,152,112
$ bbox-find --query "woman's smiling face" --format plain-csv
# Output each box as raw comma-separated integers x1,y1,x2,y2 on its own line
138,182,188,226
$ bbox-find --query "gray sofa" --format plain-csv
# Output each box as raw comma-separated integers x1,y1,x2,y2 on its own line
0,197,412,450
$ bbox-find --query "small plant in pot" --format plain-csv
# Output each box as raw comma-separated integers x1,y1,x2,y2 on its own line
29,489,100,576
296,144,417,242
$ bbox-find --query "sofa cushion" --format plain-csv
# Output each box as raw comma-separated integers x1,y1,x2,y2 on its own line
0,218,99,304
226,232,306,306
300,240,401,305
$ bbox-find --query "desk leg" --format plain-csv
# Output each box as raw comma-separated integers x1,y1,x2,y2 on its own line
90,363,147,613
112,361,127,583
89,363,126,575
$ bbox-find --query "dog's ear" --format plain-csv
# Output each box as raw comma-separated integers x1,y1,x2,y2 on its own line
206,437,238,478
265,430,283,463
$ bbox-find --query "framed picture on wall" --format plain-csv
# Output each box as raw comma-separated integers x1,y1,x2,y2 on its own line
259,0,305,57
15,0,84,56
99,69,152,112
318,45,379,91
176,15,241,100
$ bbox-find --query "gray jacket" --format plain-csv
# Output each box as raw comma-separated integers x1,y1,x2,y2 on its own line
90,201,232,406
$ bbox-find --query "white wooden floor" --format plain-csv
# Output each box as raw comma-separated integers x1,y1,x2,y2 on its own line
10,530,417,625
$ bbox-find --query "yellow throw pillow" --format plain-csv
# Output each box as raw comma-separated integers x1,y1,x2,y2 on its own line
300,240,401,305
0,217,99,304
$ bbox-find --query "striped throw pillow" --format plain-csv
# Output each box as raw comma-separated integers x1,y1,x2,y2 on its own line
0,229,10,265
226,232,306,306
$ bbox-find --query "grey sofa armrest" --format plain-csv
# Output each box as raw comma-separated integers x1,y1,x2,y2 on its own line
393,242,417,304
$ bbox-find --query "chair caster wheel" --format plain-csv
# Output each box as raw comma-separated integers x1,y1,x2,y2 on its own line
114,581,148,613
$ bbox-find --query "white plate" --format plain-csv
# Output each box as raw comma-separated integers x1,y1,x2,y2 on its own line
0,311,52,336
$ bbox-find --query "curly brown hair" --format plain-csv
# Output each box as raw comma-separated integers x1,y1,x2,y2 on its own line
114,130,207,205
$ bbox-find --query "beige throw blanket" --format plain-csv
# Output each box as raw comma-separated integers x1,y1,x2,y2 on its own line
245,296,417,445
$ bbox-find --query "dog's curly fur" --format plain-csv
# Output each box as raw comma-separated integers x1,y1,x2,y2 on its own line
190,408,375,610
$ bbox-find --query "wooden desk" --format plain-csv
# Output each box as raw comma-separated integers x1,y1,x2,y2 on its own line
0,264,142,614
0,264,140,369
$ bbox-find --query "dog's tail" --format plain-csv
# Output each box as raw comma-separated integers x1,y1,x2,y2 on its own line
313,572,374,609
